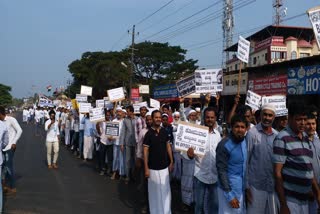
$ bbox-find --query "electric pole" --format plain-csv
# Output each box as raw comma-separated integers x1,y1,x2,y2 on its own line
222,0,234,70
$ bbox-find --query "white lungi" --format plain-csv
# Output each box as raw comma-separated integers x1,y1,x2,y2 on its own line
148,167,171,214
287,201,308,214
247,186,278,214
83,136,94,159
218,187,245,214
64,128,70,145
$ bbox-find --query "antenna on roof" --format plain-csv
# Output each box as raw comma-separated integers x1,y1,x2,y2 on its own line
273,0,285,25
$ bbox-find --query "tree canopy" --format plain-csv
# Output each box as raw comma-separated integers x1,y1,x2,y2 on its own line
0,84,12,107
67,42,198,100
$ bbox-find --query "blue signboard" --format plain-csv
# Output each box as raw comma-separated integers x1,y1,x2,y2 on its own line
153,84,179,101
287,65,320,95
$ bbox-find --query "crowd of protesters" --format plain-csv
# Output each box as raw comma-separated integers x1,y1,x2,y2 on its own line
17,94,320,214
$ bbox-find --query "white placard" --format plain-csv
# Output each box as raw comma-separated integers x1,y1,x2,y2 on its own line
307,6,320,50
261,95,287,116
105,122,120,137
147,107,159,114
133,102,148,114
174,121,209,156
150,98,160,109
76,94,87,103
96,99,105,108
237,36,250,63
195,69,223,93
139,85,150,94
107,87,125,102
80,85,93,96
79,103,92,113
245,90,262,111
89,107,105,122
176,75,196,97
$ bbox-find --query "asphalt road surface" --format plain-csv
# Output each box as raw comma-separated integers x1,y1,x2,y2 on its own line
4,113,191,214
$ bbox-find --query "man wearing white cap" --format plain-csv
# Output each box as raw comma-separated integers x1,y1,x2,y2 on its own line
246,103,279,214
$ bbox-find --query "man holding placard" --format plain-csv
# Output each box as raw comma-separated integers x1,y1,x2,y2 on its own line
185,107,221,213
246,104,278,214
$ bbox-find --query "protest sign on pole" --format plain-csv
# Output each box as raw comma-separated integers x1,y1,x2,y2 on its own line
80,85,93,96
176,75,196,97
96,99,105,108
150,98,160,109
262,95,287,116
89,107,105,122
79,103,92,113
237,36,250,64
307,6,320,50
245,90,262,111
105,122,120,137
76,94,87,103
107,87,125,102
174,121,209,156
195,69,223,94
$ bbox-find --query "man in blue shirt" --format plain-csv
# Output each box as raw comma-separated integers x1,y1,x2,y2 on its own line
216,115,248,214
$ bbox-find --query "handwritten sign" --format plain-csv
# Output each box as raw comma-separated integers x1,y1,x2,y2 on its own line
245,90,262,111
76,94,87,103
89,107,105,122
174,121,209,156
79,103,91,113
195,69,223,93
80,85,93,96
106,122,120,137
150,98,160,109
307,6,320,50
107,87,125,102
176,75,196,97
261,95,287,116
237,36,250,63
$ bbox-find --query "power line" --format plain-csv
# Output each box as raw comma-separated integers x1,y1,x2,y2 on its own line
135,0,175,26
139,0,223,41
110,30,129,51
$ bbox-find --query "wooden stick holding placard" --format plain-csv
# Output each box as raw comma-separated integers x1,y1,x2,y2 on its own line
237,61,242,96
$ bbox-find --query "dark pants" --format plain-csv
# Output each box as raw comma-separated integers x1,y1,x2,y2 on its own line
106,145,113,173
4,149,15,189
98,143,107,172
71,131,79,152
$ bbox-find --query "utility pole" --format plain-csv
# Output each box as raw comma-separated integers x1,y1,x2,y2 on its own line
222,0,234,70
129,25,135,103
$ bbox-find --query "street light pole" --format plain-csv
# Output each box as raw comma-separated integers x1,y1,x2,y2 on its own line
129,25,135,104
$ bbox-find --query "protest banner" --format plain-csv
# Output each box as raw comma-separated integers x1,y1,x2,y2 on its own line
53,100,61,107
150,98,160,109
261,95,287,116
107,87,125,102
195,69,223,94
89,107,105,122
174,121,209,156
139,85,150,94
176,75,196,97
153,84,179,101
79,103,92,113
76,94,87,103
307,6,320,50
105,122,120,137
96,99,105,108
245,90,262,111
80,85,93,96
133,102,148,114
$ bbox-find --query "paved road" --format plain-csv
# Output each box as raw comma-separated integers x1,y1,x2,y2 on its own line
4,114,190,214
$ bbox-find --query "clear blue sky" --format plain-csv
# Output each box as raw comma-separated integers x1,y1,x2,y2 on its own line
0,0,318,98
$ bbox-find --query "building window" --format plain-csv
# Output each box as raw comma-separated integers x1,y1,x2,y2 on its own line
265,53,268,61
291,51,297,60
300,53,310,58
235,64,238,70
253,57,257,65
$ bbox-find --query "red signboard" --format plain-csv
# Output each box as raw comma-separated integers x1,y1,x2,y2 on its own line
131,88,140,101
248,75,287,96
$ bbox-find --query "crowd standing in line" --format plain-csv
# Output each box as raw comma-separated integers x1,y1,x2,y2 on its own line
16,95,320,214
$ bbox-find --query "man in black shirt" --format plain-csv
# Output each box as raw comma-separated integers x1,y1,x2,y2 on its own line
143,110,174,214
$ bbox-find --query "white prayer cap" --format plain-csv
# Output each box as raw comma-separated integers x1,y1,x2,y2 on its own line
261,103,276,114
122,109,127,113
116,106,122,111
187,110,196,116
146,112,152,116
162,113,169,118
173,111,180,116
195,107,201,112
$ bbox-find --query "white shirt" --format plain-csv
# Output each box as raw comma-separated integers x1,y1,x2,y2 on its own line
194,130,221,184
3,116,23,151
35,110,41,122
45,119,60,142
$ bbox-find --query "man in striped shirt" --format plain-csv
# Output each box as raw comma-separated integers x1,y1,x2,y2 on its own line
273,103,320,214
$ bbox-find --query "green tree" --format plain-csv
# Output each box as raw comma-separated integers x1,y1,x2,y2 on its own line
0,84,12,107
